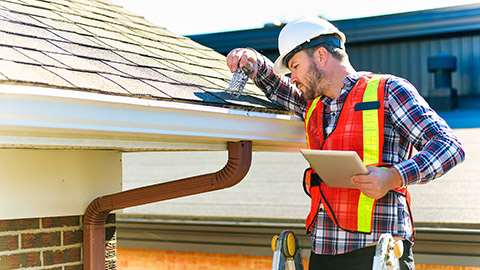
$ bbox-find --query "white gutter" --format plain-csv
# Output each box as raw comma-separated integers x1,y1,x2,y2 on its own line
0,84,306,152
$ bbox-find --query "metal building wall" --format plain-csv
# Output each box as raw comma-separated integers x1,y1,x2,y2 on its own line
347,34,480,97
189,4,480,101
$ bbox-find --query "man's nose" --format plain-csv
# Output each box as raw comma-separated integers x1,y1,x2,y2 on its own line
290,72,298,85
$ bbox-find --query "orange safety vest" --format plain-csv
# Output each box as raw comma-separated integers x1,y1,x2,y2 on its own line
303,75,410,233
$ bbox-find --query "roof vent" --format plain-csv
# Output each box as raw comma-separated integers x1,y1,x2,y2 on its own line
427,52,457,111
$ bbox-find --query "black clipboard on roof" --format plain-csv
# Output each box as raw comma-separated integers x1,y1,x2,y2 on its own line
300,149,368,189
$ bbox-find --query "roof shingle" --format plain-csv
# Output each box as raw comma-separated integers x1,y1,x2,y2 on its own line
0,0,286,112
1,60,74,87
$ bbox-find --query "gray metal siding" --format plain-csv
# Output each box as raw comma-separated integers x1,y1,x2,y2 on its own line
348,34,480,97
188,5,480,99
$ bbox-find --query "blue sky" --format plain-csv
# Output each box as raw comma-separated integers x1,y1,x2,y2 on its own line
113,0,480,35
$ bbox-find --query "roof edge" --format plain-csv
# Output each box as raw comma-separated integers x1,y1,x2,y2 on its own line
0,84,306,152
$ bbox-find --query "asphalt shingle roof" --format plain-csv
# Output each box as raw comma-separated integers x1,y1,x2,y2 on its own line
0,0,283,111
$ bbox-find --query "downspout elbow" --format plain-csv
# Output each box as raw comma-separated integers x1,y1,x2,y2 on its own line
211,141,252,190
83,141,252,270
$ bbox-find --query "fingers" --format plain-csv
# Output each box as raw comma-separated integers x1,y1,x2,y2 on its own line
352,177,376,196
226,48,257,73
351,167,384,199
351,167,402,199
226,50,239,73
351,172,373,186
226,49,244,73
353,180,382,199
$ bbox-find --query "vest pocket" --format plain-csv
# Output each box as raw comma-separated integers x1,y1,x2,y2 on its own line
354,101,380,111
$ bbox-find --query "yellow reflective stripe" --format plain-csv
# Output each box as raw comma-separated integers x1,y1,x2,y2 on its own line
305,96,321,149
357,76,381,232
362,76,381,166
357,192,375,232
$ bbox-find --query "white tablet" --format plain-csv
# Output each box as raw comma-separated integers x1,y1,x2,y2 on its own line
300,149,368,189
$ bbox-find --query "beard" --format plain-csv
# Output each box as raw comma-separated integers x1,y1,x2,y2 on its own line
301,61,325,101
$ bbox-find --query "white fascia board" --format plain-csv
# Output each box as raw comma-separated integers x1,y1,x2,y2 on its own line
0,84,306,152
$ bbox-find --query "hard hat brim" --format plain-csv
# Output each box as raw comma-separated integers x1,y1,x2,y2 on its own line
273,54,291,75
273,17,346,75
273,34,345,75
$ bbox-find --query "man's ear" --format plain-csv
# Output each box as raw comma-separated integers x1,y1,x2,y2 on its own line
315,47,328,68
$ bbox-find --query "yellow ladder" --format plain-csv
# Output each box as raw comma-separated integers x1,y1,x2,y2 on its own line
271,230,304,270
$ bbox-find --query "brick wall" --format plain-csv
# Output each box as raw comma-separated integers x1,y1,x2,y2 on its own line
117,248,480,270
105,215,117,270
0,214,116,270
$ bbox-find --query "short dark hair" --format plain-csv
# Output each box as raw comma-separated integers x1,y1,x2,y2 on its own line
304,34,347,61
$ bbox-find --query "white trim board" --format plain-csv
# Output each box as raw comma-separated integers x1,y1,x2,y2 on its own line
0,84,306,152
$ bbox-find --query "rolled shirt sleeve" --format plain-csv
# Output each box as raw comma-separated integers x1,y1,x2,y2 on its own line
388,77,465,186
251,50,308,119
251,50,465,186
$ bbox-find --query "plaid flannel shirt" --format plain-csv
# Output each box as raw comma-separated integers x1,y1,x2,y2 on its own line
252,52,465,255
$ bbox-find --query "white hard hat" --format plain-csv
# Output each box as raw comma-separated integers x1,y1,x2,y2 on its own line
273,17,346,75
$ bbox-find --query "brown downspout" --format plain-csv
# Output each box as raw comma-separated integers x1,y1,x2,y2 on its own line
83,141,252,270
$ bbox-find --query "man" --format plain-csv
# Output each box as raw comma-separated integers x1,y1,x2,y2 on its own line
226,17,465,269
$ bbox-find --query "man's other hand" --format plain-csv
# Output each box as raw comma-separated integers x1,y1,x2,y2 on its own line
351,167,403,199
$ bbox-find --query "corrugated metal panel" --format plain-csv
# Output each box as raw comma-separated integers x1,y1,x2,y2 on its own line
188,4,480,54
334,4,480,43
348,34,480,96
188,4,480,98
189,28,281,55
